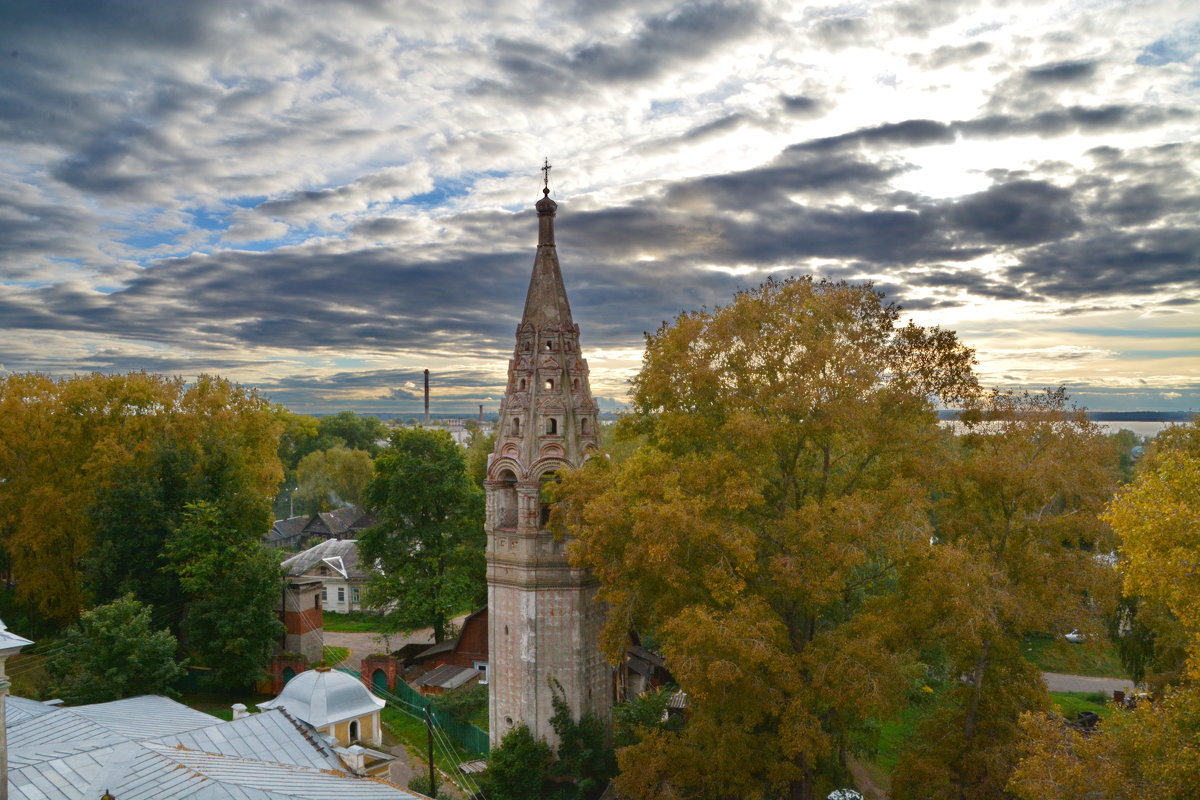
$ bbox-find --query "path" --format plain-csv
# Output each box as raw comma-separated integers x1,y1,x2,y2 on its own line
323,613,470,670
1041,671,1136,695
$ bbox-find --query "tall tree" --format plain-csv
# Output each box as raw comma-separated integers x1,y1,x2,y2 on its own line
555,277,978,799
46,593,185,705
1009,418,1200,800
0,372,281,624
294,445,375,514
891,388,1119,800
164,501,285,689
359,428,484,642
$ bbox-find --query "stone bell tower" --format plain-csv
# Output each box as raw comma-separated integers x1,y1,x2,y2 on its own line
485,168,609,745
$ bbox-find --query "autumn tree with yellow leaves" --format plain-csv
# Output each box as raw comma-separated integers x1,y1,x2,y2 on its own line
0,372,282,626
890,388,1119,800
1009,419,1200,800
555,277,979,800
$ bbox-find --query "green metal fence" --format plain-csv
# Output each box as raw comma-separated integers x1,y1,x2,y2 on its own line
338,668,489,757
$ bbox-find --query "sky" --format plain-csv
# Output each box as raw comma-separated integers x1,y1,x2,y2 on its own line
1,0,1197,415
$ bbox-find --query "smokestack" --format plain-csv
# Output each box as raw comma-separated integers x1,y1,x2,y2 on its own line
423,369,430,425
479,404,484,424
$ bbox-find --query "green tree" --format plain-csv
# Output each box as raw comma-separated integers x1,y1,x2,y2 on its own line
45,593,185,705
547,681,618,800
359,428,484,642
555,277,978,799
294,445,375,515
891,388,1120,800
479,723,553,800
318,410,388,455
164,501,285,689
464,423,496,489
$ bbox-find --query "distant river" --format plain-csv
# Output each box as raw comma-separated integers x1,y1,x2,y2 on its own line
1092,421,1178,438
941,420,1180,438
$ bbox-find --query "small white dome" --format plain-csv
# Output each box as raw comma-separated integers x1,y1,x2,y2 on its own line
258,668,384,728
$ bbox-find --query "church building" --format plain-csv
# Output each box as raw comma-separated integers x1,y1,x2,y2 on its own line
485,171,611,745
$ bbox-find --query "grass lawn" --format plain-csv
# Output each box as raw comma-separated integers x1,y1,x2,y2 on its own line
1023,634,1125,678
322,645,350,666
323,611,389,633
874,699,938,772
1050,691,1111,720
179,691,273,721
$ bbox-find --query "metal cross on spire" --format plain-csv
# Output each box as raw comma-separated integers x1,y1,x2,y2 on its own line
541,158,552,192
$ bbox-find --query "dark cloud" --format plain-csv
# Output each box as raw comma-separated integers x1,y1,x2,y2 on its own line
1025,59,1098,84
474,1,763,99
949,180,1083,245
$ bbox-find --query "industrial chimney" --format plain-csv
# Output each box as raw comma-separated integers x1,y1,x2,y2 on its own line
423,369,430,425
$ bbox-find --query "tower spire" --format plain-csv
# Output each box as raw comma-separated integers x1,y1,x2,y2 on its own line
485,179,609,747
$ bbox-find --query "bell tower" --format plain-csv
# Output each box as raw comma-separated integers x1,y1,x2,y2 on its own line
485,168,609,745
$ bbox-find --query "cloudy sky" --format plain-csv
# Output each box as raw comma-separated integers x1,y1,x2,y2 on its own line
1,0,1197,415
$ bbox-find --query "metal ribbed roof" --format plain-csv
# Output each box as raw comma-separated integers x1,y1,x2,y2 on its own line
257,668,384,729
5,695,422,800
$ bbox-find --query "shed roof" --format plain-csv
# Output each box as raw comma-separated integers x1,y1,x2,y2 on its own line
416,664,480,691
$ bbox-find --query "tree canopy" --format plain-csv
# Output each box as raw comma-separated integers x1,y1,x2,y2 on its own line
556,277,979,799
45,593,185,705
0,372,281,624
1008,418,1200,800
359,427,484,642
294,445,374,515
164,501,285,689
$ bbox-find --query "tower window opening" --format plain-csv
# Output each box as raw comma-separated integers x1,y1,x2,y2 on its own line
572,378,580,391
545,378,554,391
581,418,589,434
496,469,518,529
518,378,526,391
544,340,553,351
512,418,520,435
546,417,557,435
349,720,359,742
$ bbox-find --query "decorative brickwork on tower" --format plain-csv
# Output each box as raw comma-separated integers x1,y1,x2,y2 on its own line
486,178,610,745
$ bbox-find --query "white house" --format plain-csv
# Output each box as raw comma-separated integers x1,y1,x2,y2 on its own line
281,537,372,613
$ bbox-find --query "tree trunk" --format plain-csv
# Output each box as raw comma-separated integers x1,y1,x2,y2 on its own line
958,637,992,800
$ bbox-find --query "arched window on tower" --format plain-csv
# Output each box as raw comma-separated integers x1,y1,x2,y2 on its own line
546,417,557,435
495,469,518,529
572,378,580,392
545,378,555,391
544,340,554,351
518,378,526,391
581,417,590,435
349,720,360,742
512,418,520,435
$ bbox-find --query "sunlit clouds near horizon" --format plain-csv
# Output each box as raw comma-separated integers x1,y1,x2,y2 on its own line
1,0,1196,414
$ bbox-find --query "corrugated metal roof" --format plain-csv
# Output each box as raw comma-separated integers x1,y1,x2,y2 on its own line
5,695,424,800
416,664,479,691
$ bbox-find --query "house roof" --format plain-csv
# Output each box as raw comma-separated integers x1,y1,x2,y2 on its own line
266,505,376,545
416,664,479,691
281,538,370,581
5,695,422,800
257,667,385,728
